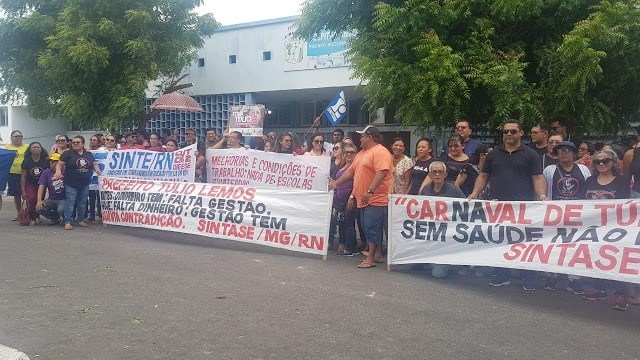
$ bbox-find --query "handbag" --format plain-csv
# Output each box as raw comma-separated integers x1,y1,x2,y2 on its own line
18,200,31,226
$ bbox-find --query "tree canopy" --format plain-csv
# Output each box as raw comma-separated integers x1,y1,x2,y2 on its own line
295,0,640,134
0,0,218,129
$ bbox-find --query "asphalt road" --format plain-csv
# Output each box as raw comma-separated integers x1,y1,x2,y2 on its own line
0,202,638,360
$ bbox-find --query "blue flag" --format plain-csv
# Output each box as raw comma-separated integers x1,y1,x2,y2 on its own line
324,90,347,126
0,148,16,192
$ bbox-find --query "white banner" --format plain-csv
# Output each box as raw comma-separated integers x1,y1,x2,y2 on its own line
388,195,640,284
99,177,332,256
206,149,330,191
90,145,196,190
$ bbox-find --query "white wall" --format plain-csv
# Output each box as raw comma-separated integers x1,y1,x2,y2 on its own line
1,106,68,149
148,17,359,97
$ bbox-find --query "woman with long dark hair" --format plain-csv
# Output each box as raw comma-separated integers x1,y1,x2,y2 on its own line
275,132,295,154
21,142,49,224
408,138,434,195
391,137,413,194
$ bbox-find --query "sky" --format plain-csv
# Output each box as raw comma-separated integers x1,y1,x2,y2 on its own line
197,0,304,26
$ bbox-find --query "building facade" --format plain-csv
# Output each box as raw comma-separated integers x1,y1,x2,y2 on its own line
145,16,419,149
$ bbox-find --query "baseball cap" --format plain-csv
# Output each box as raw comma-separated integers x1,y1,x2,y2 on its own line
356,125,381,138
553,141,577,154
49,153,61,161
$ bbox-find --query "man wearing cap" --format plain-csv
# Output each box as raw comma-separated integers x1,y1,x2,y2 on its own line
120,132,145,150
541,141,590,292
36,153,66,225
330,125,393,268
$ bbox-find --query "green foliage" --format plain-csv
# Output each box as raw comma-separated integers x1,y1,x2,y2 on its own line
0,0,218,129
295,0,639,134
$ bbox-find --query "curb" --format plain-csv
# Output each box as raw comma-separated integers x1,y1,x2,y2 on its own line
0,345,29,360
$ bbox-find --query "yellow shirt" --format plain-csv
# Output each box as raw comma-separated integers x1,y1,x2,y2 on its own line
3,144,29,174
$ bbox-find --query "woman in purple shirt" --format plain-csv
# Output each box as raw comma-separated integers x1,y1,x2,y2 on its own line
333,143,358,256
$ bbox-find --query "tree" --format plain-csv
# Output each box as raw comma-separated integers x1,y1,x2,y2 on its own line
0,0,218,130
295,0,640,134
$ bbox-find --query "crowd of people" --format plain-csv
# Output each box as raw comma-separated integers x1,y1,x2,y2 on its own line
2,118,640,312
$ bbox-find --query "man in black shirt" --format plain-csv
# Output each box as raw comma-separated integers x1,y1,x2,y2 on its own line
528,123,550,158
469,120,547,290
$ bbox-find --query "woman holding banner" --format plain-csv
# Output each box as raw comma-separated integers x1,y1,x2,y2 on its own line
582,149,635,310
21,142,49,224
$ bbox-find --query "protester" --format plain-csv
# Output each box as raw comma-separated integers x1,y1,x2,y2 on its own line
205,127,218,148
422,135,475,195
104,135,118,151
331,142,359,256
550,119,569,140
181,128,199,148
4,130,29,221
88,135,101,151
263,140,274,152
469,120,547,290
602,144,626,173
332,128,345,144
342,137,355,148
408,138,434,195
529,123,550,158
576,141,595,166
50,135,70,154
541,132,563,168
330,125,393,268
442,120,481,156
541,141,590,292
330,141,343,179
419,161,465,278
582,149,632,310
147,132,165,152
391,137,413,194
54,136,102,230
137,131,151,148
120,132,145,150
20,142,49,224
36,153,65,225
161,129,172,145
165,139,179,152
304,133,329,157
118,137,127,148
275,132,295,154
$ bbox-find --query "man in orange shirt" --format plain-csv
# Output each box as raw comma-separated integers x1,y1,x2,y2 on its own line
330,125,393,268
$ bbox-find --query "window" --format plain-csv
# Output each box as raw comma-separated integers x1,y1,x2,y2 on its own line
301,102,316,125
197,58,205,67
263,51,271,61
348,99,369,125
264,104,294,127
229,55,237,64
0,107,7,127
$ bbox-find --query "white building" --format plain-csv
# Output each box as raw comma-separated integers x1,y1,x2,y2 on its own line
0,105,68,147
145,16,418,148
2,16,419,149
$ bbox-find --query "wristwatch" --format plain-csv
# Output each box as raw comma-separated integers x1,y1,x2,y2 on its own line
367,189,373,194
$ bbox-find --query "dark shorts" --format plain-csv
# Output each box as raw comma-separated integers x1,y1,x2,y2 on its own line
360,205,388,245
6,173,21,197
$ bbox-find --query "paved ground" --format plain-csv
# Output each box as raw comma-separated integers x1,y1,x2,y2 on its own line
0,201,639,360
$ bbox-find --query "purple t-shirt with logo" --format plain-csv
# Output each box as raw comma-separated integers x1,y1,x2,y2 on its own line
38,168,66,200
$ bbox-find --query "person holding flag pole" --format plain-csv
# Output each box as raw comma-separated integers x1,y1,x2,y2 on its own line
307,90,348,154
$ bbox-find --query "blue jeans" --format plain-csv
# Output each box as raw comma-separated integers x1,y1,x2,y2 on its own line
64,185,89,224
360,205,388,245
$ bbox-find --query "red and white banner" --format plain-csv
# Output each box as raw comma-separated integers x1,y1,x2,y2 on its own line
388,195,640,284
99,177,331,256
206,149,330,191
